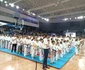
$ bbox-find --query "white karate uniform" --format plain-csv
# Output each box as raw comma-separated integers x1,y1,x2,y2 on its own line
59,43,64,57
8,36,12,50
6,36,11,49
4,36,7,48
66,42,70,53
62,42,67,55
27,39,31,53
2,36,5,48
38,41,43,61
75,41,79,54
55,45,61,60
84,39,85,46
43,38,49,49
0,35,2,47
31,40,38,59
23,38,28,56
71,38,75,47
17,38,21,52
50,42,55,63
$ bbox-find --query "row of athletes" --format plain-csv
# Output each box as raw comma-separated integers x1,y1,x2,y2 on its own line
0,34,84,64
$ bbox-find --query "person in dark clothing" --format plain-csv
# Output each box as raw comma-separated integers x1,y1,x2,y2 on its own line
11,34,17,52
43,36,50,70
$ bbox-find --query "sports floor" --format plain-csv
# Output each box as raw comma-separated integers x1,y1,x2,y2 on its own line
0,47,75,69
0,46,85,70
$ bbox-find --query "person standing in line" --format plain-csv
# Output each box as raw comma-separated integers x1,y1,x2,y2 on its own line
2,35,5,48
6,35,11,49
23,36,28,56
59,41,64,57
31,37,38,59
38,38,44,61
8,35,12,50
50,40,56,64
35,36,39,56
75,39,80,54
17,36,22,54
4,35,7,48
19,36,23,54
27,36,31,54
23,36,30,56
55,42,61,61
11,34,17,52
42,35,50,70
0,35,2,47
62,40,67,55
66,40,70,53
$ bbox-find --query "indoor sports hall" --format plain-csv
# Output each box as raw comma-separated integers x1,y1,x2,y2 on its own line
0,0,85,70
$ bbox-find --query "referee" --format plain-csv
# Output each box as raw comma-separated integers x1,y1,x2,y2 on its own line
43,36,50,70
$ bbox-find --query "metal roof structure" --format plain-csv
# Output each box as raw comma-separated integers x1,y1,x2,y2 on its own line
3,0,85,22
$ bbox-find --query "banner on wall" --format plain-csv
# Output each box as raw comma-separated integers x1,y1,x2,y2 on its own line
65,32,76,37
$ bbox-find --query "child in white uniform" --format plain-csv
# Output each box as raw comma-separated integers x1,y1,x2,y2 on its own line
75,39,79,54
0,35,2,47
23,36,29,56
66,40,70,53
38,38,44,61
62,40,67,55
59,41,64,57
50,40,56,63
31,37,38,59
55,42,61,60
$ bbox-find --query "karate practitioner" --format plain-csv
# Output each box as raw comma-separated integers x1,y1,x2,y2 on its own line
50,40,56,64
27,37,31,54
31,37,38,59
0,35,3,47
38,38,44,61
55,42,62,60
59,41,64,57
75,39,79,54
23,36,29,56
66,40,70,53
62,40,67,55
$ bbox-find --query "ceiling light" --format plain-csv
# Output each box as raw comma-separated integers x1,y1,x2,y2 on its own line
0,22,7,26
9,3,14,7
63,18,68,21
69,18,71,20
32,13,35,16
5,4,8,6
75,17,77,19
43,18,49,22
4,1,7,3
38,15,41,17
41,17,50,22
77,16,84,19
16,6,19,9
44,18,47,20
41,17,44,20
23,9,25,11
0,0,3,2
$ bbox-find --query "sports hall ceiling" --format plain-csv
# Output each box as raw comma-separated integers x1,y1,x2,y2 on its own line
3,0,85,23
